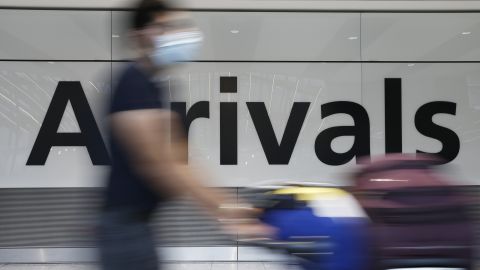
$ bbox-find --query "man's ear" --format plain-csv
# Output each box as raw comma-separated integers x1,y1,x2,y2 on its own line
129,29,144,46
129,29,153,55
127,30,138,41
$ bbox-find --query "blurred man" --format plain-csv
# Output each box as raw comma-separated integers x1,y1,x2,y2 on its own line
98,1,270,270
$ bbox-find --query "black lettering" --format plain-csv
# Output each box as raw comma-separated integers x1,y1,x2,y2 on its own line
247,102,309,165
27,81,109,165
385,78,403,153
170,101,210,163
220,102,237,165
415,101,459,163
315,101,370,165
170,101,210,137
220,77,237,93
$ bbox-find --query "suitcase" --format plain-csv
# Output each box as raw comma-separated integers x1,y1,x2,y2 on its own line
352,154,475,270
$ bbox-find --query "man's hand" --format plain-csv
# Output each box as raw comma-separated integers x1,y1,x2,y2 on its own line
222,221,276,238
216,205,276,238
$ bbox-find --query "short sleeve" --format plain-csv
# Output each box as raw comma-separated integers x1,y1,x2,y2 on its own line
110,66,163,113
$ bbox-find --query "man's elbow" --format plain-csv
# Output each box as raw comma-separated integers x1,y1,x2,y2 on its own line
134,158,187,198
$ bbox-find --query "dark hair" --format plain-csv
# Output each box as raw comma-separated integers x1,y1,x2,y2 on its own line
132,0,170,30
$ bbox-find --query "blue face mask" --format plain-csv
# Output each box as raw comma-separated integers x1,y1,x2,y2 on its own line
150,30,203,67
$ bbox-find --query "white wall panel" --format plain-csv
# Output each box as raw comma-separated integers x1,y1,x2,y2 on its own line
112,12,361,61
112,11,135,61
363,63,480,185
0,9,479,188
362,13,480,61
0,10,111,60
0,62,110,188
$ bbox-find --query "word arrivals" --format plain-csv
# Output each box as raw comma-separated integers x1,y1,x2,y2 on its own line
26,78,459,166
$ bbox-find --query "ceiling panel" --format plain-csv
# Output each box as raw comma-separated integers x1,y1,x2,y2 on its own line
112,11,361,61
362,13,480,61
1,0,480,11
0,10,110,60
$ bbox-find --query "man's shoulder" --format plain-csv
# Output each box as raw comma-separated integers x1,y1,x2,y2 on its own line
113,64,152,95
118,64,145,84
110,63,163,113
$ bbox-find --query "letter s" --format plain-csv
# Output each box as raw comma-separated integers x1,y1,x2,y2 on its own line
415,101,459,163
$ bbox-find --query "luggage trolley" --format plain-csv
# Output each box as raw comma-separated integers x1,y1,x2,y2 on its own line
240,181,371,270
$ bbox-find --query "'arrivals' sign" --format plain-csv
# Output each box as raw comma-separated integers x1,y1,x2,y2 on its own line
26,78,459,167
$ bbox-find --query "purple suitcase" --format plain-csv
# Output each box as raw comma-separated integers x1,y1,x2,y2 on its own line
352,154,475,270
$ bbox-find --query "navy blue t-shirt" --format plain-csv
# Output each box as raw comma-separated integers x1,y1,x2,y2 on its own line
104,64,165,213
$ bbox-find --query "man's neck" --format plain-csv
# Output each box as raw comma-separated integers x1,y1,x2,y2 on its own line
136,56,160,77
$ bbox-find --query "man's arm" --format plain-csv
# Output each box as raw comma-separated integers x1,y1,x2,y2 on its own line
110,108,229,213
110,108,275,237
